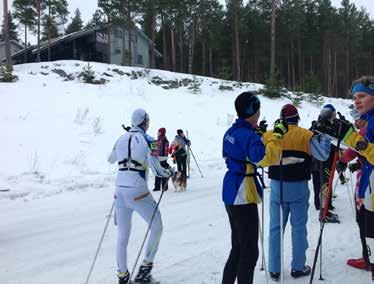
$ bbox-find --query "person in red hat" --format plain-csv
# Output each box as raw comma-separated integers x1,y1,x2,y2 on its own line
153,127,170,191
263,104,332,280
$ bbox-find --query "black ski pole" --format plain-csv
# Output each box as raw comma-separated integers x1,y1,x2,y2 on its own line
280,154,284,284
318,161,324,281
84,201,115,284
188,147,204,178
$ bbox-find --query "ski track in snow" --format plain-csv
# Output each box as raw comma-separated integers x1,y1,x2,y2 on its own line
0,61,372,283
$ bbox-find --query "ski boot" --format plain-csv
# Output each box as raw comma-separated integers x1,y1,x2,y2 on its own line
291,265,311,278
134,262,160,284
347,258,370,270
118,271,130,284
270,272,280,281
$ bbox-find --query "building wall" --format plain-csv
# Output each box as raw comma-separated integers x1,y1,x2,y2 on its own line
109,27,150,68
0,42,23,63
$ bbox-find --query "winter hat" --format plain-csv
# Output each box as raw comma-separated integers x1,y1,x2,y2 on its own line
280,104,300,124
158,127,166,135
323,104,336,112
177,129,183,135
235,92,261,119
131,108,149,127
319,108,334,121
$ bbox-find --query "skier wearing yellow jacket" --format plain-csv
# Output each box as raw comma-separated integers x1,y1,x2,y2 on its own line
222,91,288,284
263,104,331,281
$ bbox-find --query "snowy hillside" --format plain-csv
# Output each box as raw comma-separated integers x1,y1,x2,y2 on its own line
0,61,369,284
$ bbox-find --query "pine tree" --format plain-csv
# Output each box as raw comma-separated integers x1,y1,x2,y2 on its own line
1,12,19,41
0,65,18,82
41,0,69,61
85,9,105,29
81,63,95,83
41,15,59,41
13,0,37,62
65,8,83,34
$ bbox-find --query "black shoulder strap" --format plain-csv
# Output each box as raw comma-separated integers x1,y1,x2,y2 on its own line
128,135,132,159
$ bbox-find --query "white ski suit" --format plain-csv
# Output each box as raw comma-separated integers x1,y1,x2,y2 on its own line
108,126,172,273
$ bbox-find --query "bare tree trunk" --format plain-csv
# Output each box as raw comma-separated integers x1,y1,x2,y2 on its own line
127,0,132,66
234,0,240,81
287,43,291,87
209,46,213,77
108,26,111,64
201,18,206,75
332,49,337,97
3,0,12,70
188,16,195,74
171,28,176,72
327,47,332,96
48,3,51,62
323,35,327,93
254,53,258,82
179,23,183,73
122,27,126,65
310,55,313,74
291,39,295,90
37,0,41,62
298,35,302,90
345,43,349,94
162,15,167,70
150,14,155,68
232,40,235,80
270,0,276,80
24,24,27,63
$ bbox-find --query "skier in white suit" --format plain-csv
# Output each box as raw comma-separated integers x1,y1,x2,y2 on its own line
108,108,173,284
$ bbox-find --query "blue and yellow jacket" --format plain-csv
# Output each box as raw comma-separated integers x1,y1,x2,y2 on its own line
222,119,282,205
345,110,374,210
263,125,331,182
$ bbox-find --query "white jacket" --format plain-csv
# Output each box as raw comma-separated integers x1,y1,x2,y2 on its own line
108,126,171,188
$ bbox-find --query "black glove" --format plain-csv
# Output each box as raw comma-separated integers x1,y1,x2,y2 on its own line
273,119,288,138
256,120,268,136
336,160,347,173
348,162,361,173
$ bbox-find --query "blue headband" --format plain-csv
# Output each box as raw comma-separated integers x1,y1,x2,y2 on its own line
352,83,374,96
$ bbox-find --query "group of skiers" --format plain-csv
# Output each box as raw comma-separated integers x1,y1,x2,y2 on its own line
221,75,374,283
107,75,373,284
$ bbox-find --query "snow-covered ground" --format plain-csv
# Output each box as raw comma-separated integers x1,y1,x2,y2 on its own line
0,61,371,283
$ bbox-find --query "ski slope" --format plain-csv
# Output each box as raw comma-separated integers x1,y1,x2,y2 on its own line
0,61,371,283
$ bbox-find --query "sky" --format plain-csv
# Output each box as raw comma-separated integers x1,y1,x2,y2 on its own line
1,0,374,43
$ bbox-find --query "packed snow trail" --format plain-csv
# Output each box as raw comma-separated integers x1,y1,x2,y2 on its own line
1,170,373,284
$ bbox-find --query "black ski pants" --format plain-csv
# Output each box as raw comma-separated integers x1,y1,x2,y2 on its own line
311,171,321,210
222,203,259,284
176,155,187,176
154,160,169,191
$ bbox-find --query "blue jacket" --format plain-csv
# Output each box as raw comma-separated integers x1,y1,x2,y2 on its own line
357,110,374,207
222,119,266,205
